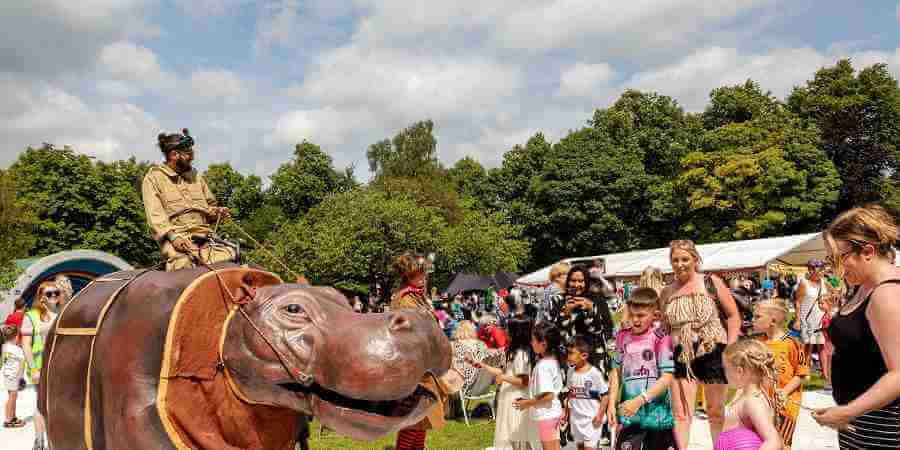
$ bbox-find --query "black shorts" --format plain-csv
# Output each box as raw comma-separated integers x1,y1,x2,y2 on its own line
616,424,676,450
673,342,727,384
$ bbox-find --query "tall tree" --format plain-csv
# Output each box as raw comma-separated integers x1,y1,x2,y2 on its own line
204,163,265,220
788,60,900,209
268,140,356,220
367,120,440,179
678,81,841,240
447,156,488,201
9,145,157,266
368,120,461,222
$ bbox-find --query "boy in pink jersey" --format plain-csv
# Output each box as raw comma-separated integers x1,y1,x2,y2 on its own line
607,287,676,450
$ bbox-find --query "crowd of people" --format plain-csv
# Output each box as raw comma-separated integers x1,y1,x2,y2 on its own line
370,203,900,450
4,204,900,450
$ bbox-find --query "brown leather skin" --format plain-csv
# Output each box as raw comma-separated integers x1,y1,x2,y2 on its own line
39,265,452,449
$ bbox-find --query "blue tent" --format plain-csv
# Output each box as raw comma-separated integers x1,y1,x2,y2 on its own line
2,250,133,317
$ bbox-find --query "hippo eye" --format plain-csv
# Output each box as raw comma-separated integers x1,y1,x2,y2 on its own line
284,304,303,315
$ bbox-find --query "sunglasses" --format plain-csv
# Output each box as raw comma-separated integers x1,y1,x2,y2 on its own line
43,290,61,298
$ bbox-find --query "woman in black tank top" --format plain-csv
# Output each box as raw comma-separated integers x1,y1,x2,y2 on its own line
813,205,900,450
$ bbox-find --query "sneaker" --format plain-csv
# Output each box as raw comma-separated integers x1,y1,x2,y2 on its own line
33,436,46,450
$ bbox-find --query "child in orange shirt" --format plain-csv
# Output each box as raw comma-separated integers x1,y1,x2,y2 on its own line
751,299,809,449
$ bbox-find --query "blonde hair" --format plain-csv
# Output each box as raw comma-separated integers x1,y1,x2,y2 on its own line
755,298,789,326
669,240,702,269
639,266,665,292
33,281,57,320
549,261,572,282
723,339,785,414
452,320,477,341
825,204,898,277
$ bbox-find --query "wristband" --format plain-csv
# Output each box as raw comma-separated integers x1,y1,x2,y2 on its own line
640,392,651,404
166,232,177,242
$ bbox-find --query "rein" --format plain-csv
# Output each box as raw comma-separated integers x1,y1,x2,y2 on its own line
203,264,315,388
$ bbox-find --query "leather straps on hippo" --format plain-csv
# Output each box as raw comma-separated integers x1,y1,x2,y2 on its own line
39,264,452,449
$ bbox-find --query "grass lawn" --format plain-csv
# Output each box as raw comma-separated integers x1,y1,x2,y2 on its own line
307,418,495,450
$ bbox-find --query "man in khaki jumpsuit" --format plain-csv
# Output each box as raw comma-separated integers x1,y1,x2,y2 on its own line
142,129,236,271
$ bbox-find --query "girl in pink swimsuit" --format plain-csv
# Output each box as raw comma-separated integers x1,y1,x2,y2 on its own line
716,340,783,450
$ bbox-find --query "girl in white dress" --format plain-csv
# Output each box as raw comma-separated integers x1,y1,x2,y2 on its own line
475,317,540,450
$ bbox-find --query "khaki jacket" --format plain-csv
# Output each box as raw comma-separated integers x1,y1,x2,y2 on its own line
141,164,218,242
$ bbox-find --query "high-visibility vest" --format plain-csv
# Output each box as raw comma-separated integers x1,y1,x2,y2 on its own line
25,309,45,381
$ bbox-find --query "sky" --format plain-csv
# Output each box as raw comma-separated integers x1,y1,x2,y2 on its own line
1,1,899,181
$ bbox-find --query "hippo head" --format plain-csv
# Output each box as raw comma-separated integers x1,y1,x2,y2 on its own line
222,284,451,440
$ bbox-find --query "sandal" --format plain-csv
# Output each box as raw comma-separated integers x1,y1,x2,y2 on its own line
3,417,26,428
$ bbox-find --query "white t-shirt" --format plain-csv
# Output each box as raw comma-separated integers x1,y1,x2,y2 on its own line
530,357,564,421
2,342,25,374
566,365,608,422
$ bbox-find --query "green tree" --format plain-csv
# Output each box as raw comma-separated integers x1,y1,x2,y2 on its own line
368,120,461,222
447,156,489,201
9,145,157,266
678,82,841,240
0,169,37,266
204,163,265,220
367,120,440,179
788,60,900,209
590,90,704,247
256,188,528,294
268,140,357,220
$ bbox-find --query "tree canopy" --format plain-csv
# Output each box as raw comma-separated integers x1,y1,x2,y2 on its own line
2,58,897,284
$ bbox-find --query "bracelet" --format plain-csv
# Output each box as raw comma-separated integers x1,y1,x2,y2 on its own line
166,232,177,242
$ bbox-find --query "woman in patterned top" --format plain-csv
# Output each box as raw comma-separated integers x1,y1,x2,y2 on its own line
660,240,740,449
555,264,614,372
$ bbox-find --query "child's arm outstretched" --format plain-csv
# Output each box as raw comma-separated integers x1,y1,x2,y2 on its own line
743,397,783,450
594,393,609,428
469,359,529,388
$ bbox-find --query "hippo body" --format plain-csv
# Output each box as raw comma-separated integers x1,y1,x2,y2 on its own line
39,265,451,450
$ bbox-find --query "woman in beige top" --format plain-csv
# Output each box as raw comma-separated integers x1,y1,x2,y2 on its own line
660,240,740,449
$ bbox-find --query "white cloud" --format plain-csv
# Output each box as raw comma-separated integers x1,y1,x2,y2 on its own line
0,0,157,75
297,45,521,120
253,0,300,51
559,62,615,97
0,76,160,165
266,107,351,149
97,41,169,86
624,46,900,111
188,69,245,103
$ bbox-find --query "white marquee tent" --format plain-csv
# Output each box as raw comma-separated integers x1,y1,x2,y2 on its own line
516,232,828,286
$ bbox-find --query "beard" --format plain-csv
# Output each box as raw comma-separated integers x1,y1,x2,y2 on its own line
174,158,193,174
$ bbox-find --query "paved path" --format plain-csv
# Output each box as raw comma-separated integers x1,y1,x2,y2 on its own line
3,387,839,449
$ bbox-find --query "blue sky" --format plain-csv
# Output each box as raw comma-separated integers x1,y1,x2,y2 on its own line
2,1,899,180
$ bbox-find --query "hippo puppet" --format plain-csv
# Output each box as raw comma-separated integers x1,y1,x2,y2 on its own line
39,265,452,450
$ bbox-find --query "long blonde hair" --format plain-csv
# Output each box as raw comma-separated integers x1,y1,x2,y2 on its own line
639,266,665,293
723,339,785,414
452,320,477,341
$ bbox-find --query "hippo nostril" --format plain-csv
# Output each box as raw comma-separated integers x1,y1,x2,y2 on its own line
388,314,412,333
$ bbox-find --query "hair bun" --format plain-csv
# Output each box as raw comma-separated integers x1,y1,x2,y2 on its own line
158,132,167,142
182,128,190,136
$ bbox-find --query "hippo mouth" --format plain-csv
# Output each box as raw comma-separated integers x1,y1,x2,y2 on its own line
280,379,437,440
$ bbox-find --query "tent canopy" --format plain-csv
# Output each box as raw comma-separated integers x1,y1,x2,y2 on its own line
445,271,519,295
517,232,828,286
